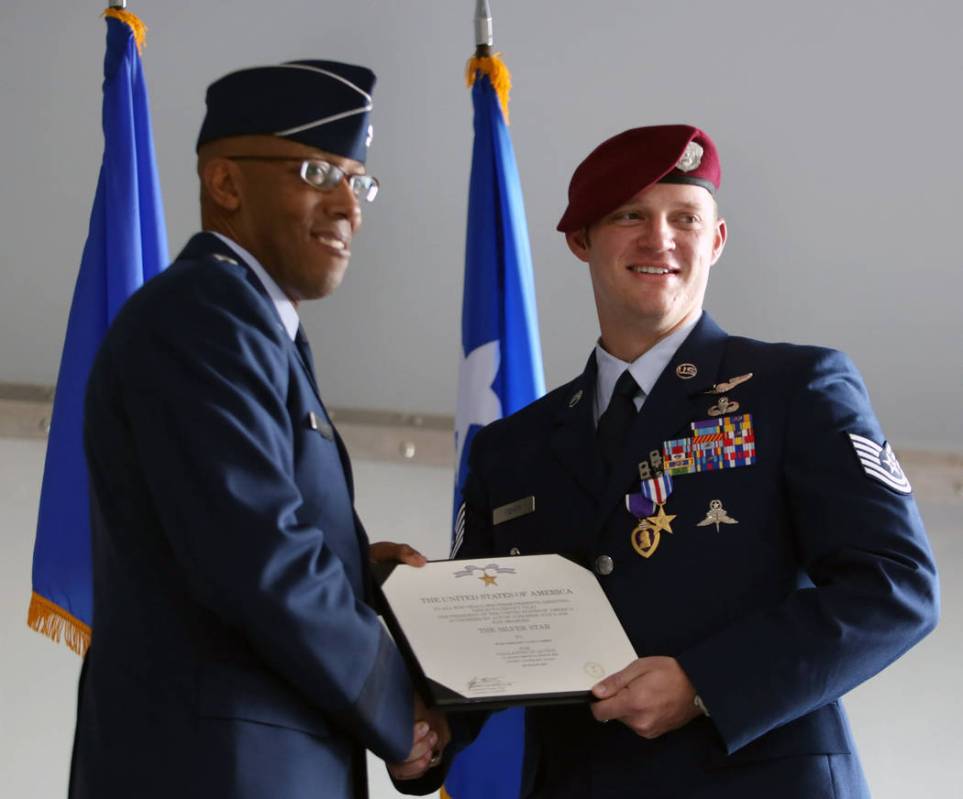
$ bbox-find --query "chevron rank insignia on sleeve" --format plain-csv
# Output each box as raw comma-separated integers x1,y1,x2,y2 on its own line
848,433,912,494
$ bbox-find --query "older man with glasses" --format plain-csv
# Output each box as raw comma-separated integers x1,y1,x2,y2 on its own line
70,60,448,799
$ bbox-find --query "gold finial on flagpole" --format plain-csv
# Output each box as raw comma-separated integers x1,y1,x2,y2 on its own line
467,0,512,122
103,3,147,52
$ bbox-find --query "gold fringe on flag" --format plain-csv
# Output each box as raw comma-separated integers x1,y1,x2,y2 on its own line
27,591,91,657
465,53,512,124
102,7,148,53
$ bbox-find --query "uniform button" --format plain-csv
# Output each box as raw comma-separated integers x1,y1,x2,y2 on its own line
594,555,614,576
509,547,521,556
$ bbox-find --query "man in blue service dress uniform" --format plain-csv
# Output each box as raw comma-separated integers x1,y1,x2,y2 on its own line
70,61,448,798
448,126,939,798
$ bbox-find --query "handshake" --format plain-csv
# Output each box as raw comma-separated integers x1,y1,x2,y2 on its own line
370,541,452,782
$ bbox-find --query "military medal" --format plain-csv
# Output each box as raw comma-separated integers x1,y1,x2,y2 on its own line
628,472,676,559
697,499,739,532
631,520,659,558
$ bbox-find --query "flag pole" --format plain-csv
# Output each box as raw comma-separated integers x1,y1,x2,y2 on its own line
109,0,127,7
474,0,492,54
445,3,544,798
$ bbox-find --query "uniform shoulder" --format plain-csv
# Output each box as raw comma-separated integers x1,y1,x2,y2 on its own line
724,334,855,378
101,248,290,389
111,249,278,340
476,375,583,442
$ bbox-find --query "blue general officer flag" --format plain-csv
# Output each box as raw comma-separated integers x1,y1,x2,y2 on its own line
446,54,545,799
27,9,167,655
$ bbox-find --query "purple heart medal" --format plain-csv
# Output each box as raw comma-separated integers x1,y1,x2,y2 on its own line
626,470,676,559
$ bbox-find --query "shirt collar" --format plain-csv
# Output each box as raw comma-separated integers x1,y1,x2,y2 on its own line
209,232,300,342
593,311,702,423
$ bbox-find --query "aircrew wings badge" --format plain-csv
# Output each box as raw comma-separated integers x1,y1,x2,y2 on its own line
848,434,912,494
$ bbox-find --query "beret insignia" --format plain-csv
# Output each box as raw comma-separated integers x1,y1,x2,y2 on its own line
676,141,704,173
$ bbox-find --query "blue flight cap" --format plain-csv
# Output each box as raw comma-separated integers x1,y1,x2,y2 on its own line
196,60,376,163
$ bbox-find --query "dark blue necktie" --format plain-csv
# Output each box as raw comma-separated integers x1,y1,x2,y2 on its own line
294,325,318,389
597,370,639,473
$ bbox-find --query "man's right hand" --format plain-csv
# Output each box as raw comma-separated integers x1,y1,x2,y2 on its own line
387,695,451,781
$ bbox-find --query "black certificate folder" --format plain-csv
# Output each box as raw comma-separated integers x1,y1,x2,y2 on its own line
374,554,637,712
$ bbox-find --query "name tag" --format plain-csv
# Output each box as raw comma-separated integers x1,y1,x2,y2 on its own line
493,496,535,526
307,411,334,441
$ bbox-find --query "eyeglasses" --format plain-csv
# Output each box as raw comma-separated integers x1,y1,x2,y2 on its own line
225,156,380,203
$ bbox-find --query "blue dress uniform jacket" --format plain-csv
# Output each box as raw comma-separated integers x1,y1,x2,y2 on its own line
69,233,414,799
455,313,938,799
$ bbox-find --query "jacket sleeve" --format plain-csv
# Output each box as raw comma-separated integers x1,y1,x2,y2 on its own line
97,269,414,762
676,348,939,753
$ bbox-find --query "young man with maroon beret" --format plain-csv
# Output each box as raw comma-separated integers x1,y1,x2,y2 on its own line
447,124,938,798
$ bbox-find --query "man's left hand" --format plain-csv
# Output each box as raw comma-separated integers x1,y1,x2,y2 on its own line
590,656,702,738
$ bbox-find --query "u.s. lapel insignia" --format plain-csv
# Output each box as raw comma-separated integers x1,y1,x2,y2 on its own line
708,396,740,416
676,363,698,379
696,499,739,532
568,389,583,408
705,373,753,395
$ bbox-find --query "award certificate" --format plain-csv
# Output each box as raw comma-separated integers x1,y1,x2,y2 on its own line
377,554,637,710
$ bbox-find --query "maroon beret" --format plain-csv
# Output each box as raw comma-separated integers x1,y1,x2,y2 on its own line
556,124,721,232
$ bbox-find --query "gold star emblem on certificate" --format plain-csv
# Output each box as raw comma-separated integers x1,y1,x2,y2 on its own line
644,504,677,535
480,573,498,586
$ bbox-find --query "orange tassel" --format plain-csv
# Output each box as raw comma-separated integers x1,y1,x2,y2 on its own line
27,592,91,657
466,53,512,124
102,7,148,54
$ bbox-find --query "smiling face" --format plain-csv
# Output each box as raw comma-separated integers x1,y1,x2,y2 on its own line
199,135,364,302
565,182,726,360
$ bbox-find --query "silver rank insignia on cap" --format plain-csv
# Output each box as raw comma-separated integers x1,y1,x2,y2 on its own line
676,141,704,173
849,434,912,494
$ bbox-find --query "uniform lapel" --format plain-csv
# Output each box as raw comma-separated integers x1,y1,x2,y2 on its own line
182,233,328,407
595,314,730,521
549,355,607,502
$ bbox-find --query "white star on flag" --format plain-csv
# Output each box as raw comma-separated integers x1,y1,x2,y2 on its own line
455,340,502,471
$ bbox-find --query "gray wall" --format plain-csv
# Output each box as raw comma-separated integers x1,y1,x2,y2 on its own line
1,438,960,796
1,1,961,450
